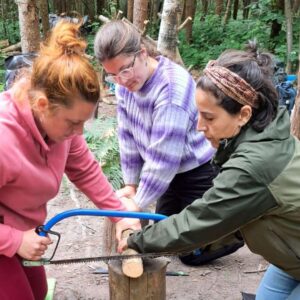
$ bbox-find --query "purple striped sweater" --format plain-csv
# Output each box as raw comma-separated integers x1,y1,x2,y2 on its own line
116,56,215,208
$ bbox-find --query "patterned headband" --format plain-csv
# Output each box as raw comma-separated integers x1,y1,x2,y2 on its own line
203,60,259,108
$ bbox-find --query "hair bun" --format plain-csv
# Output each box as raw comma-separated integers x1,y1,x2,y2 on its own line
244,39,259,56
41,20,87,58
244,39,273,75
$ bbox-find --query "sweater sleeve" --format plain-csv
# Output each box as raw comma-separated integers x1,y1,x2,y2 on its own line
65,135,126,222
134,104,190,209
0,139,24,256
0,224,23,257
127,166,278,253
117,93,143,185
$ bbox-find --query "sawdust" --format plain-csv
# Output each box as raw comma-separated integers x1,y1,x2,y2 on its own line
45,102,267,300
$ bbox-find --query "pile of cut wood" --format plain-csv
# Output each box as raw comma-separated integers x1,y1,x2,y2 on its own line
0,39,21,56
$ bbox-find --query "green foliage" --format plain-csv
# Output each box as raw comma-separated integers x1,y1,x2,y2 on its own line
0,20,20,44
179,4,299,73
85,21,101,57
84,117,123,190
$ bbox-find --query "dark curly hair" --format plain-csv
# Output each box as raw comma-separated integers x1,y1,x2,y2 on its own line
197,40,278,132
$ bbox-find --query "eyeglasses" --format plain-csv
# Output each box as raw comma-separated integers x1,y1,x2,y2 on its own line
105,51,141,84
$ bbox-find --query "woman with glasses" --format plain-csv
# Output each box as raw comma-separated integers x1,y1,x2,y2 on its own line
94,20,244,266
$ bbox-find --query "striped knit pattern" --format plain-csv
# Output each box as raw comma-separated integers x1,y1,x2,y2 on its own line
116,56,215,208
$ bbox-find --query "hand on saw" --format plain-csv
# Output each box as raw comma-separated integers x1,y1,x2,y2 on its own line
17,228,53,260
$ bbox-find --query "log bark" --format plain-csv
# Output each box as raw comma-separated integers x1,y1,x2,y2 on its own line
133,0,149,30
109,258,168,300
157,0,184,65
215,0,224,16
127,0,134,22
184,0,196,43
37,0,49,38
16,0,40,52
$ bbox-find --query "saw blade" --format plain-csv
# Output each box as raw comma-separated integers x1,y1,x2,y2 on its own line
22,252,176,267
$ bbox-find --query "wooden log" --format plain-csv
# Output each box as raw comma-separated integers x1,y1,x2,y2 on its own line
2,51,22,57
109,258,169,300
121,229,143,278
1,42,21,53
0,39,9,49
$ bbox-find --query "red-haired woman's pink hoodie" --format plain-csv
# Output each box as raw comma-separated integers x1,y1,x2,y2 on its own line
0,91,125,257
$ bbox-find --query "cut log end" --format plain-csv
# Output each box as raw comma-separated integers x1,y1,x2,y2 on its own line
122,248,143,278
121,230,143,278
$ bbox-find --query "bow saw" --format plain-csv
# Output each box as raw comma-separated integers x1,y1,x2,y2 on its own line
22,209,178,267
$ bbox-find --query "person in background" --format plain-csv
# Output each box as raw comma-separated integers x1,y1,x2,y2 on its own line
94,20,245,266
0,21,140,300
118,41,300,299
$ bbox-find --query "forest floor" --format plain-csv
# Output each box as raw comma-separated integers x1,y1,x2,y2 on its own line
44,101,268,300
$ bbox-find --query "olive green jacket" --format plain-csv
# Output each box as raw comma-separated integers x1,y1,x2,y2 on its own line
128,107,300,280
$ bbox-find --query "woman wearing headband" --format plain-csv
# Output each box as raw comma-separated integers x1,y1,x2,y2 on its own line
118,41,300,299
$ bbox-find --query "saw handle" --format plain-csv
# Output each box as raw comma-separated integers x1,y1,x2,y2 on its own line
35,226,61,261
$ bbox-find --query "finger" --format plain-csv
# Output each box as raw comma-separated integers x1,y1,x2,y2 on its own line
31,255,42,261
39,244,48,251
117,245,122,253
115,227,122,242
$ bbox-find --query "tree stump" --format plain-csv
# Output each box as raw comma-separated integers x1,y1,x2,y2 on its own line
108,258,169,300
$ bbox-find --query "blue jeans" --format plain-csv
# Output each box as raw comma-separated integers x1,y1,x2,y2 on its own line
256,264,300,300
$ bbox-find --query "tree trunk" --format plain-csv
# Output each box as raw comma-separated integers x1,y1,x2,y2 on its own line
293,0,300,12
15,0,40,52
53,0,67,14
285,0,293,74
215,0,223,16
291,38,300,138
223,0,232,26
184,0,196,43
201,0,209,21
133,0,149,30
242,0,250,19
233,0,239,19
127,0,134,22
37,0,49,38
157,0,184,65
96,0,106,15
83,0,96,21
269,0,284,50
150,0,160,23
